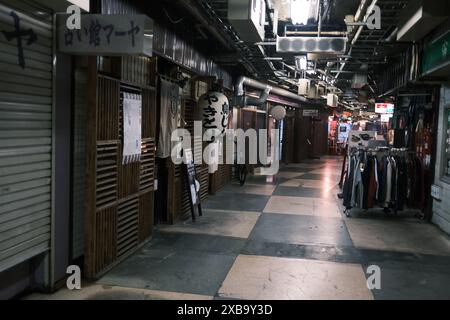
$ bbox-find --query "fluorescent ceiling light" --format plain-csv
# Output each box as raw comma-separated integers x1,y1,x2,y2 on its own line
291,0,311,25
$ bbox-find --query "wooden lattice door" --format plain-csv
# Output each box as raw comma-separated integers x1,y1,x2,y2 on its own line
85,58,157,278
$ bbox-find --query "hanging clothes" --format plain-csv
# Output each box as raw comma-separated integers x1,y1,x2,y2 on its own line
343,155,356,209
366,156,378,209
341,149,425,212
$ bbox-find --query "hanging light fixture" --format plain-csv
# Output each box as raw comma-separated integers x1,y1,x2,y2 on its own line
291,0,312,25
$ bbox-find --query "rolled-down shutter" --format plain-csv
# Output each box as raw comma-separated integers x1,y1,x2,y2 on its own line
0,1,53,272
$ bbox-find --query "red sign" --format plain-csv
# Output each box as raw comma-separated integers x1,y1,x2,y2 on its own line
375,103,395,114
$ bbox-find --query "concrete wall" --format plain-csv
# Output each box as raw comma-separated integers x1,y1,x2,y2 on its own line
432,84,450,235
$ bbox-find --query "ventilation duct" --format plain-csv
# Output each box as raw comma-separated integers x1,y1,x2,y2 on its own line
397,0,450,42
228,0,266,42
235,76,310,108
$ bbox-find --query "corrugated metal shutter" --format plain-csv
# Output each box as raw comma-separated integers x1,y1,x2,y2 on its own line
0,0,53,272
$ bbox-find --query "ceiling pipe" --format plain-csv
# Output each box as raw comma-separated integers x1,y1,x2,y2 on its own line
177,0,259,76
385,27,398,42
176,0,232,51
286,31,347,36
234,76,310,108
265,0,275,33
247,87,273,106
335,0,378,79
354,0,370,23
317,0,323,37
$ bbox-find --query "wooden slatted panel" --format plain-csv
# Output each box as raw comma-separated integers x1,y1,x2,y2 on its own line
86,57,158,278
122,56,151,87
93,206,117,276
198,166,209,202
118,141,140,199
174,164,182,178
140,138,155,192
117,196,139,258
183,99,195,135
138,191,154,242
97,77,119,141
96,142,118,210
166,160,182,223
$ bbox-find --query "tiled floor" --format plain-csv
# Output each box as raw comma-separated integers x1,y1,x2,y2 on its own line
28,156,450,300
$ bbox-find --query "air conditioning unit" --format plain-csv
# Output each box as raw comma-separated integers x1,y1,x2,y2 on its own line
228,0,266,42
276,36,347,54
298,79,311,96
327,93,339,108
298,79,320,99
317,84,326,97
308,84,319,99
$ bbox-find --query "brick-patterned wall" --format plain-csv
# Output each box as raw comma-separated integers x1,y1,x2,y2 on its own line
433,84,450,235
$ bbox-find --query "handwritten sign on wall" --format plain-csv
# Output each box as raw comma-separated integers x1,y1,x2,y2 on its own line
0,11,38,69
57,14,153,56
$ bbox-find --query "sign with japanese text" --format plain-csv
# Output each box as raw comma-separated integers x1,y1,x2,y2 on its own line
380,113,393,123
199,92,230,144
122,92,142,164
0,10,39,69
422,30,450,76
303,109,319,117
375,103,395,114
57,14,153,56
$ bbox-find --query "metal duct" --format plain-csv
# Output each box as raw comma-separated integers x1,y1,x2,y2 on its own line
235,76,310,107
247,86,273,106
397,0,450,42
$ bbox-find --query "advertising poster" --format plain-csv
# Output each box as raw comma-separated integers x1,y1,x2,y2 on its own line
122,92,142,164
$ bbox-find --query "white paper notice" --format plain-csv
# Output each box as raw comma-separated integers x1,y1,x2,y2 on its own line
123,92,142,164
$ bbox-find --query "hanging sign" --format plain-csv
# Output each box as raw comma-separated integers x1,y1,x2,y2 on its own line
375,103,395,114
183,148,203,221
122,92,142,164
199,92,230,143
422,30,450,76
57,14,153,56
303,109,319,117
380,114,393,123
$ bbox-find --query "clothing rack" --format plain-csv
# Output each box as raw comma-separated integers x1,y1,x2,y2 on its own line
349,146,413,157
342,146,425,217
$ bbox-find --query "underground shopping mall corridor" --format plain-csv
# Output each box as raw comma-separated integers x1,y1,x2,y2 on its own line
27,157,450,300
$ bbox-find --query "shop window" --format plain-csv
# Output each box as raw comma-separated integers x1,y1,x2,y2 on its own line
445,106,450,178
